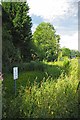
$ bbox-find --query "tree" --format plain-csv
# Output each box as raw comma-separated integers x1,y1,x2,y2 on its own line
2,2,32,62
32,22,60,61
61,47,71,58
70,50,80,58
2,7,22,72
76,50,80,57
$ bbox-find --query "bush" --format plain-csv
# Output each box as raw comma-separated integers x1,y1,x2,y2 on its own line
5,74,77,118
19,75,78,118
29,61,46,71
2,58,79,118
45,65,63,79
63,57,70,76
20,61,46,71
4,61,46,73
63,57,70,68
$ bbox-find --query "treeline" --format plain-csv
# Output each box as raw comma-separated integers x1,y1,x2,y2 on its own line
2,2,60,70
2,2,32,70
58,47,80,60
2,2,80,72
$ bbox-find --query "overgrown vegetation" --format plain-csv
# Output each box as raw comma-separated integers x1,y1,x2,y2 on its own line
2,2,32,69
2,58,79,118
2,1,80,119
32,22,60,61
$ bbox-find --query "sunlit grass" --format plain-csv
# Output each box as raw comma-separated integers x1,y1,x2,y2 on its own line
3,58,79,118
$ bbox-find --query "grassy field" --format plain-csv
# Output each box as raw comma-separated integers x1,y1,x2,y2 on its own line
2,58,79,118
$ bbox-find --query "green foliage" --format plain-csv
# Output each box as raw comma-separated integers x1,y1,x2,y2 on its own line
2,2,32,66
32,22,60,61
2,59,79,118
61,47,71,58
63,57,70,67
47,56,71,76
29,61,46,71
6,60,65,80
20,76,78,118
3,75,78,118
2,24,22,72
70,50,80,58
5,61,46,73
63,57,70,76
20,61,46,72
44,64,63,79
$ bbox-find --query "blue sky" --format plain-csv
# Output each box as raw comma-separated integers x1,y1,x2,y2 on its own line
27,0,79,50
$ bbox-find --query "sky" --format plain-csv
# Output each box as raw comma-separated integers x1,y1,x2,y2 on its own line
27,0,79,50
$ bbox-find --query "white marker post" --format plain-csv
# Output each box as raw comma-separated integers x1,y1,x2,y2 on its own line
13,67,18,95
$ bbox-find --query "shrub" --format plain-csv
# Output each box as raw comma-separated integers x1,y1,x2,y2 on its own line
63,57,70,76
2,58,79,118
5,61,46,73
3,74,78,118
19,75,78,118
29,61,46,71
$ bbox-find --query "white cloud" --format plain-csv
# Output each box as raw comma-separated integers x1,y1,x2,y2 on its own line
27,0,79,50
60,32,78,50
27,0,78,22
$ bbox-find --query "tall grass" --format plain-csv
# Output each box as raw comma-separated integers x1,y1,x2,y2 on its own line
20,76,78,118
2,58,79,118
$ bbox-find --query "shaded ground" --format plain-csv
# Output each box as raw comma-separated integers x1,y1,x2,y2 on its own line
3,61,69,98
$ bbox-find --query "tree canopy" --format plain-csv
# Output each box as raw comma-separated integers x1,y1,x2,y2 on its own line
70,49,80,58
61,47,71,58
2,2,32,71
61,47,80,58
32,22,60,61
